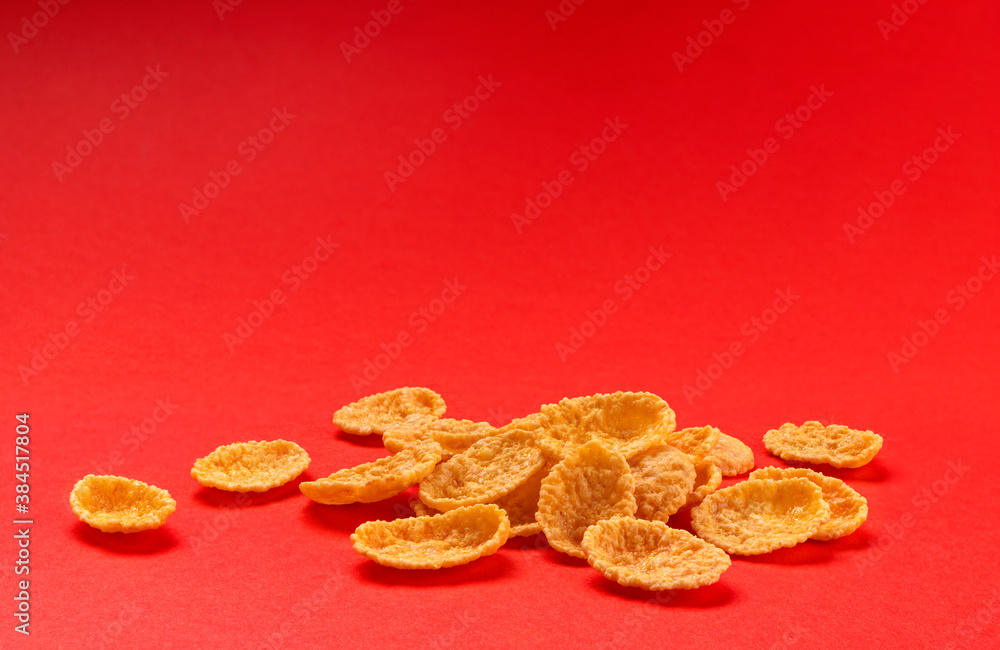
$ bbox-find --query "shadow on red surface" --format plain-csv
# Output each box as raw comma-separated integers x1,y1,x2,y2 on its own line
72,521,179,555
589,573,737,607
356,551,515,586
193,480,306,508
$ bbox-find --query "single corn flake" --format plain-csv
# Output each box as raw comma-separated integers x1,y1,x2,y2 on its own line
191,440,311,492
750,466,868,540
536,440,637,558
333,387,446,435
494,463,549,537
685,459,723,506
351,504,510,569
419,429,544,511
383,414,497,459
629,444,695,522
70,475,176,533
707,432,755,476
526,392,677,461
300,440,442,505
691,478,831,555
763,421,883,468
582,517,731,590
664,426,721,462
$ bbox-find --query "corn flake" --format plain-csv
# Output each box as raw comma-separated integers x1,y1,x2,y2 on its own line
70,475,176,533
494,463,549,537
707,432,755,476
351,504,510,569
536,440,637,558
691,478,831,555
582,517,731,590
763,421,883,468
750,466,868,540
664,426,721,462
333,387,446,435
686,459,723,506
191,440,311,492
629,444,695,522
419,429,544,511
300,439,442,505
383,414,496,460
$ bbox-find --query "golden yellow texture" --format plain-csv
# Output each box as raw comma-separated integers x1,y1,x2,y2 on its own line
749,466,868,540
763,421,883,468
70,475,176,533
629,444,695,522
382,414,497,459
685,459,723,506
333,387,446,435
664,426,721,462
191,440,311,492
707,432,755,476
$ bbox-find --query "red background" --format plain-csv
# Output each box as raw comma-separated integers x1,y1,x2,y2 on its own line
2,0,998,647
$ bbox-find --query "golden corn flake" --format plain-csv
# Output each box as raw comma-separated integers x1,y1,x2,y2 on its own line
532,392,677,461
418,430,544,511
409,499,440,518
536,440,637,558
191,440,311,492
70,475,176,533
750,467,868,540
691,478,831,555
763,421,883,468
494,463,549,537
582,517,731,590
685,459,723,506
383,414,497,460
333,387,446,435
351,504,510,569
300,439,442,505
629,444,695,522
707,432,755,476
664,426,721,462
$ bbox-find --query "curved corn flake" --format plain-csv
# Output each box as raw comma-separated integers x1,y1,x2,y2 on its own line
494,463,550,537
333,387,446,435
70,475,176,533
707,432,755,476
750,467,868,540
536,440,637,558
418,430,543,511
686,459,723,506
629,444,695,522
351,504,510,569
691,478,831,555
763,421,883,469
383,414,497,460
409,499,440,518
300,440,442,505
532,392,677,461
582,517,731,590
664,426,721,462
191,440,311,492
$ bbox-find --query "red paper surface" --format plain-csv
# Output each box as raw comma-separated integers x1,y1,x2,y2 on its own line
2,0,999,647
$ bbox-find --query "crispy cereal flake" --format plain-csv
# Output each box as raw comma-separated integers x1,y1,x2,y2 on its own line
686,459,723,506
494,463,549,537
582,517,731,590
191,440,311,492
629,444,695,522
664,426,721,462
763,421,883,468
383,414,497,460
691,478,831,555
535,440,637,558
750,467,868,540
333,387,446,435
351,504,510,569
707,432,755,476
300,440,442,505
409,499,440,518
70,475,176,533
418,430,544,511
